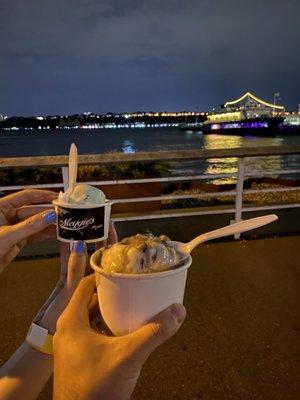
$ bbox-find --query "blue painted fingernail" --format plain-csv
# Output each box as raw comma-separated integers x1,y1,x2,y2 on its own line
73,240,85,253
43,211,56,223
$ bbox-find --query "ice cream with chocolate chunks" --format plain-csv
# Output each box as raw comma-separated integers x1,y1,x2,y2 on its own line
101,233,181,274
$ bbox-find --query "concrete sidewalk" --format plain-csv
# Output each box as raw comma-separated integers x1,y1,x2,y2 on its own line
1,236,300,399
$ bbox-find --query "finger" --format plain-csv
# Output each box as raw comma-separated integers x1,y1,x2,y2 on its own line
95,240,104,250
0,189,57,208
33,244,69,325
88,293,109,333
16,205,54,221
94,220,118,251
39,244,69,306
89,293,99,321
3,209,56,248
66,241,87,294
60,242,70,276
106,220,118,247
66,274,96,324
34,243,86,332
127,304,186,362
0,209,9,226
0,240,27,273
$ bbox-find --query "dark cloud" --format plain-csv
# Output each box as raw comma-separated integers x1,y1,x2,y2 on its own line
0,0,299,115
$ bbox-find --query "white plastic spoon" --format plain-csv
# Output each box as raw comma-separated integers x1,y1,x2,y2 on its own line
63,143,78,202
170,214,278,263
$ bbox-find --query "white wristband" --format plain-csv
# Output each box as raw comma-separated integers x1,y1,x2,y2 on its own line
26,322,54,355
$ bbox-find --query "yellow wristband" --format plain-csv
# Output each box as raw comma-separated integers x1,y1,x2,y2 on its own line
26,322,54,355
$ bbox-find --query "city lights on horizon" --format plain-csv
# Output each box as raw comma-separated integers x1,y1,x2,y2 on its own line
0,110,208,120
1,92,299,132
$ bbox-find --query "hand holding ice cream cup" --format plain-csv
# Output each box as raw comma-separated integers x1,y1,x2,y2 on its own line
90,234,192,336
53,144,113,243
90,214,279,336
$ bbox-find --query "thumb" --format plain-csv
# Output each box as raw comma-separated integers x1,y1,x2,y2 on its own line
128,304,186,362
64,274,96,325
106,220,118,246
66,241,87,294
4,210,56,248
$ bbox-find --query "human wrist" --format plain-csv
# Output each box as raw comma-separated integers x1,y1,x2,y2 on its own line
37,299,66,334
39,314,58,335
22,340,53,359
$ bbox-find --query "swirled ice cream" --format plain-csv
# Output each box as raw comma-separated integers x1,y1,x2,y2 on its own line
101,233,181,274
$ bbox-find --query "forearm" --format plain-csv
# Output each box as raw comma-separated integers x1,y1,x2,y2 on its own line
0,341,53,400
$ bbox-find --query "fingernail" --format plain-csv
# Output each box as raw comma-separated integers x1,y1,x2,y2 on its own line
170,304,186,324
72,240,85,253
43,211,56,223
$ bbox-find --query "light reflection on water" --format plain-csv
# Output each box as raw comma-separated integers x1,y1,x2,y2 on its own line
204,134,243,149
1,128,300,181
121,139,136,154
205,159,238,185
200,134,291,184
203,135,242,184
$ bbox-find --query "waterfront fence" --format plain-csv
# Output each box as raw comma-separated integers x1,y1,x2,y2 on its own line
1,146,300,239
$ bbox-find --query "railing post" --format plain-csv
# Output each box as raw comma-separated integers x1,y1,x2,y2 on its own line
234,157,245,239
61,166,69,191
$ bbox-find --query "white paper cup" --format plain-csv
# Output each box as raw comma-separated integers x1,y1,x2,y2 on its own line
90,248,192,336
53,200,112,243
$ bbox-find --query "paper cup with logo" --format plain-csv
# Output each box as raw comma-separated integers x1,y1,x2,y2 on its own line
52,200,113,243
90,248,192,336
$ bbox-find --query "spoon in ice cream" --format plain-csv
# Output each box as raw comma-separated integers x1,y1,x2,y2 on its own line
60,143,78,202
170,214,278,264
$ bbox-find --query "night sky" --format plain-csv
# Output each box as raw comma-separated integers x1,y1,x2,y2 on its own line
1,0,299,116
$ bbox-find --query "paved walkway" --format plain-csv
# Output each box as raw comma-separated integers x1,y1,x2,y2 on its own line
1,236,300,399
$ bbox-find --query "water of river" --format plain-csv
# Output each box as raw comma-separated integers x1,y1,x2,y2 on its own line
1,127,300,184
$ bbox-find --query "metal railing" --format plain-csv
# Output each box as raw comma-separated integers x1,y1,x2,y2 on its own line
1,146,300,238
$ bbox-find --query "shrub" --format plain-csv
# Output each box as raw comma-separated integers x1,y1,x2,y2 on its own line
0,162,170,185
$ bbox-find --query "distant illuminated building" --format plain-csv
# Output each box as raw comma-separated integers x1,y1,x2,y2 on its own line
282,114,300,126
224,91,285,117
204,92,286,134
207,91,285,124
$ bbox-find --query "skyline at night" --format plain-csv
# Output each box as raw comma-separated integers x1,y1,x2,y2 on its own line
1,0,299,116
